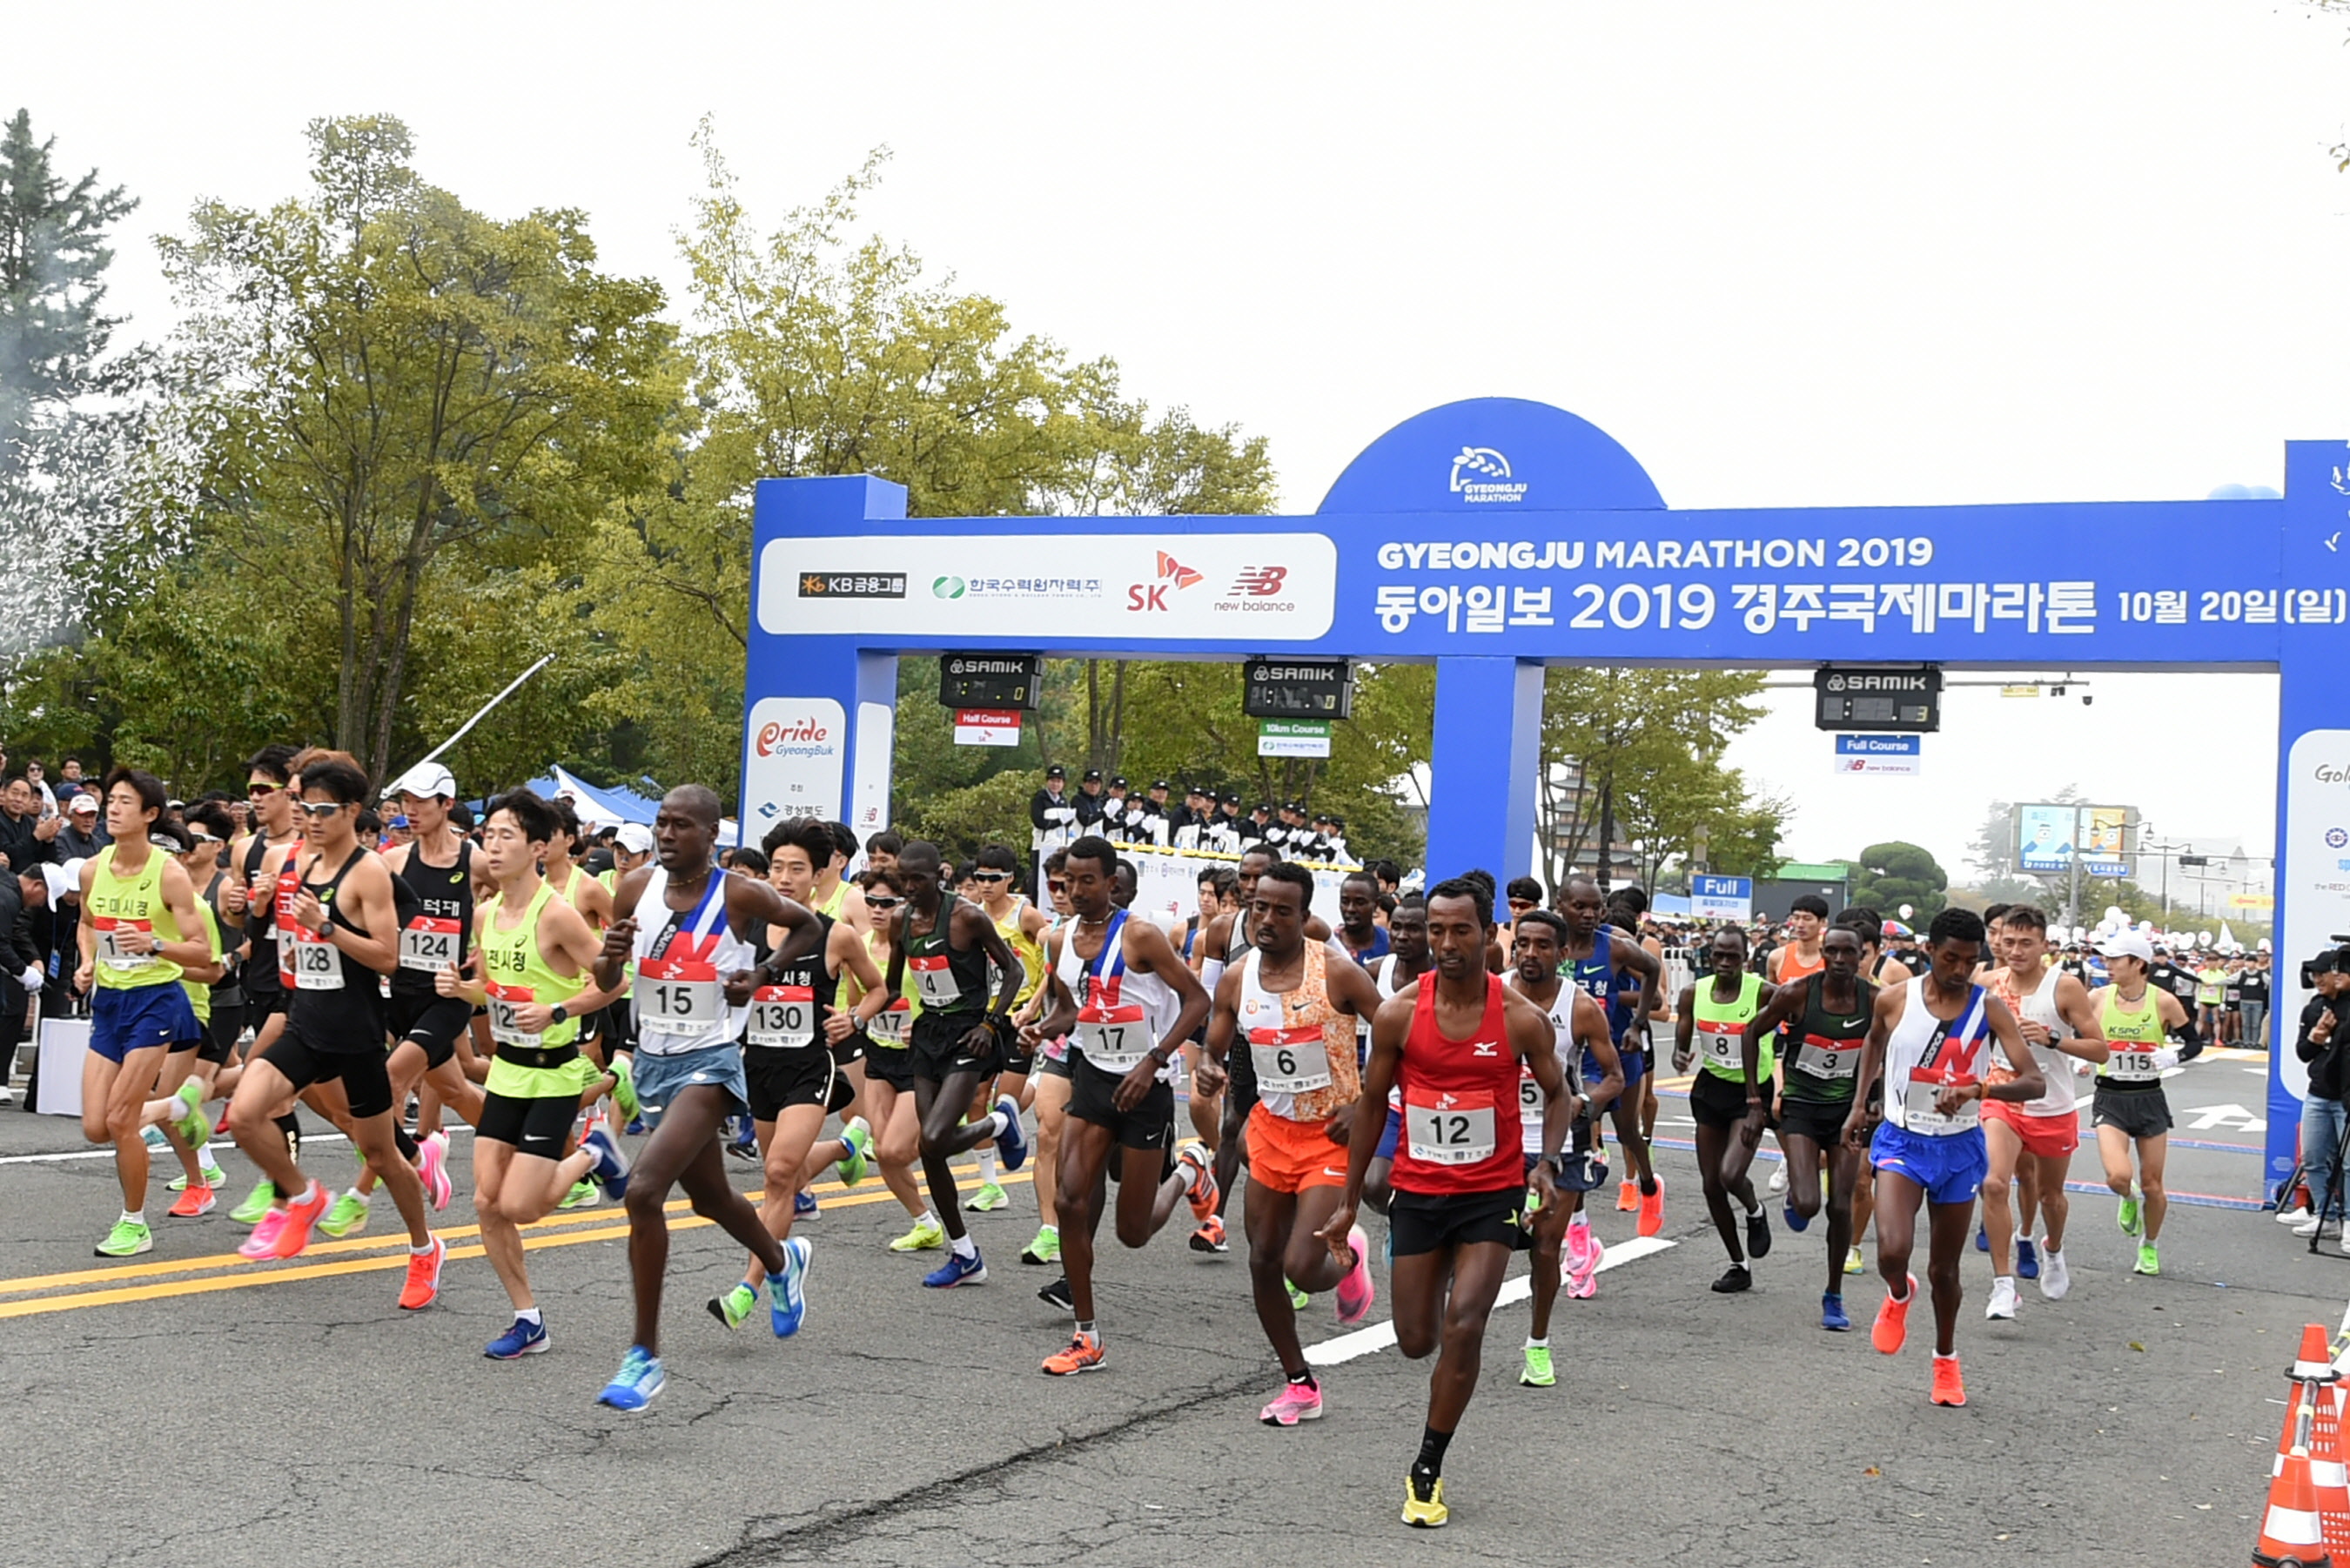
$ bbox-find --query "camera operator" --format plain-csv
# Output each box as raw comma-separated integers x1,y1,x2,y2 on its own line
2290,949,2350,1240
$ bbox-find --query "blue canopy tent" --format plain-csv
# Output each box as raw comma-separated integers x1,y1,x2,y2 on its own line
528,765,658,828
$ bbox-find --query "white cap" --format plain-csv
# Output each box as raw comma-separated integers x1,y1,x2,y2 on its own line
384,761,456,801
2095,930,2153,964
40,859,82,903
616,823,655,855
66,793,97,814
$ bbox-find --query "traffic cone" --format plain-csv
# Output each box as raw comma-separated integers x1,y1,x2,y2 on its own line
2313,1377,2350,1560
2253,1325,2338,1568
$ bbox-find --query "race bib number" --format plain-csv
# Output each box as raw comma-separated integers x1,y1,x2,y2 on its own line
747,985,816,1049
2105,1048,2160,1082
1519,1071,1546,1153
637,958,720,1027
487,982,540,1049
1404,1090,1497,1165
1250,1024,1330,1095
276,925,296,986
94,917,151,970
1902,1076,1979,1134
1794,1035,1862,1080
289,929,342,991
909,953,962,1009
1078,1004,1150,1072
398,917,461,973
1696,1022,1742,1069
864,1003,910,1048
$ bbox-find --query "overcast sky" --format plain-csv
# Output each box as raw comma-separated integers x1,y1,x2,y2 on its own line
17,1,2343,880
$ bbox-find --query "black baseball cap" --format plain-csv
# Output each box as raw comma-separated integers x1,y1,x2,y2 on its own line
1084,768,1103,782
1110,775,1128,788
1254,802,1272,814
1152,779,1171,791
1046,765,1065,780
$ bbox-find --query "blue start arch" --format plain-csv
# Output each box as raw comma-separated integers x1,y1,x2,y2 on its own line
741,396,2350,1193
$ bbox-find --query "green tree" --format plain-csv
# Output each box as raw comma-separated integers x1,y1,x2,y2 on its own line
1850,841,1949,920
152,115,677,781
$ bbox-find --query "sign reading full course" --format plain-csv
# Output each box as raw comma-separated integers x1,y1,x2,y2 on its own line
1834,733,1923,776
1690,874,1754,921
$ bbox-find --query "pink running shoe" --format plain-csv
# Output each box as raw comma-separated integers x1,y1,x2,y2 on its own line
417,1130,452,1212
1259,1379,1325,1427
1561,1217,1594,1276
1334,1223,1376,1326
238,1207,291,1259
1567,1233,1604,1299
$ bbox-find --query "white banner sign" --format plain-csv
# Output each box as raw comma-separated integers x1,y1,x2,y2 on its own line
743,696,845,832
952,708,1023,747
851,700,892,838
2281,728,2350,1102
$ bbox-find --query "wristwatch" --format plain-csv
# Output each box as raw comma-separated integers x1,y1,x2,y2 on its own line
549,1004,569,1026
315,917,335,940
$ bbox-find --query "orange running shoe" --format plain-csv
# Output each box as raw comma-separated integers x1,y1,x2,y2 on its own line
1872,1273,1917,1356
1636,1178,1665,1238
169,1183,216,1218
270,1183,332,1259
1930,1354,1965,1407
1041,1330,1104,1376
1189,1214,1227,1253
1177,1140,1218,1222
399,1235,446,1310
1615,1180,1639,1213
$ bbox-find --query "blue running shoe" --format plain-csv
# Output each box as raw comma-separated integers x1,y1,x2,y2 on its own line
770,1236,812,1337
1783,1202,1810,1233
2016,1236,2040,1281
795,1189,819,1220
624,1116,648,1136
1974,1224,1988,1253
581,1124,631,1199
1822,1292,1850,1332
922,1248,988,1289
486,1316,549,1359
991,1095,1028,1174
596,1345,665,1411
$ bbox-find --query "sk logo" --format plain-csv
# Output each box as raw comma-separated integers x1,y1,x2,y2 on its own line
1155,551,1204,589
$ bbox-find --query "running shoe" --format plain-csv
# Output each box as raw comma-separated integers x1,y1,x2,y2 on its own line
922,1249,987,1289
399,1235,446,1310
171,1080,211,1149
238,1206,290,1258
1334,1223,1375,1326
624,1116,648,1136
991,1095,1028,1173
1821,1292,1850,1332
168,1162,227,1192
770,1236,812,1336
1176,1139,1218,1221
1284,1279,1309,1311
610,1053,640,1122
708,1282,757,1330
140,1124,168,1154
725,1113,758,1159
1259,1380,1324,1426
169,1183,216,1218
1020,1226,1061,1265
796,1189,822,1219
2133,1241,2159,1276
1561,1217,1594,1276
270,1183,332,1259
1767,1163,1787,1195
2038,1241,2071,1301
1401,1473,1448,1528
486,1316,549,1359
964,1183,1008,1213
2279,1203,2315,1226
1930,1354,1967,1407
596,1346,665,1411
2016,1236,2039,1280
95,1218,151,1258
1844,1244,1865,1276
1636,1178,1664,1238
1744,1204,1772,1260
1872,1273,1917,1355
1984,1277,2018,1321
890,1216,945,1252
582,1123,631,1199
1520,1345,1555,1388
1566,1233,1603,1299
1190,1214,1228,1253
1041,1330,1105,1377
1783,1201,1810,1234
1974,1223,1988,1253
557,1180,601,1210
1037,1276,1074,1310
319,1191,371,1239
1615,1179,1639,1213
1710,1263,1751,1294
836,1117,871,1186
2117,1189,2141,1236
417,1130,452,1211
231,1179,276,1225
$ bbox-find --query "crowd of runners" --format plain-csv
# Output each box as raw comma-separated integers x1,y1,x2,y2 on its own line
44,746,2226,1530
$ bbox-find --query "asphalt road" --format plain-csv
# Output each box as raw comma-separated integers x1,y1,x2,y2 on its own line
0,1048,2321,1567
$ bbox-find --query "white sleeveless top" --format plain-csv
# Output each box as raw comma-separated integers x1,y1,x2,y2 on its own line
2003,963,2078,1119
630,863,756,1056
1508,979,1584,1156
1054,909,1178,1081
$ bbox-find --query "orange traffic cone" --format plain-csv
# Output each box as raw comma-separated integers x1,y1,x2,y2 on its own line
2312,1377,2350,1560
2254,1325,2339,1568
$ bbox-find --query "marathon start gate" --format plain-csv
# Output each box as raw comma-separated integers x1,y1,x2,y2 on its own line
741,396,2350,1191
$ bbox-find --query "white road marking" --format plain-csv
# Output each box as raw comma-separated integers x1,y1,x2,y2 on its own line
1306,1235,1678,1366
0,1124,477,1165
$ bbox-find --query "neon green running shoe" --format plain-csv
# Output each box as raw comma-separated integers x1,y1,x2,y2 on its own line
1021,1225,1061,1264
231,1180,276,1225
890,1216,945,1252
1520,1345,1555,1388
707,1281,757,1330
171,1081,211,1149
1286,1279,1310,1311
318,1191,371,1239
96,1218,151,1258
836,1118,871,1187
611,1054,640,1122
964,1183,1008,1213
2133,1242,2160,1276
557,1180,601,1210
2117,1193,2142,1236
170,1163,227,1192
1844,1245,1864,1276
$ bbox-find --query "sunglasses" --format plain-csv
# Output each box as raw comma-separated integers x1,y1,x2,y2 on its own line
190,832,222,846
297,801,347,819
1046,880,1067,894
1507,899,1537,911
864,895,903,911
971,871,1010,883
248,781,283,797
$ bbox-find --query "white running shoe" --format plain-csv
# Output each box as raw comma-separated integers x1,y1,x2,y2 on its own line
2295,1216,2326,1237
1766,1164,1787,1195
2037,1242,2071,1301
1984,1277,2018,1322
2278,1205,2313,1226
